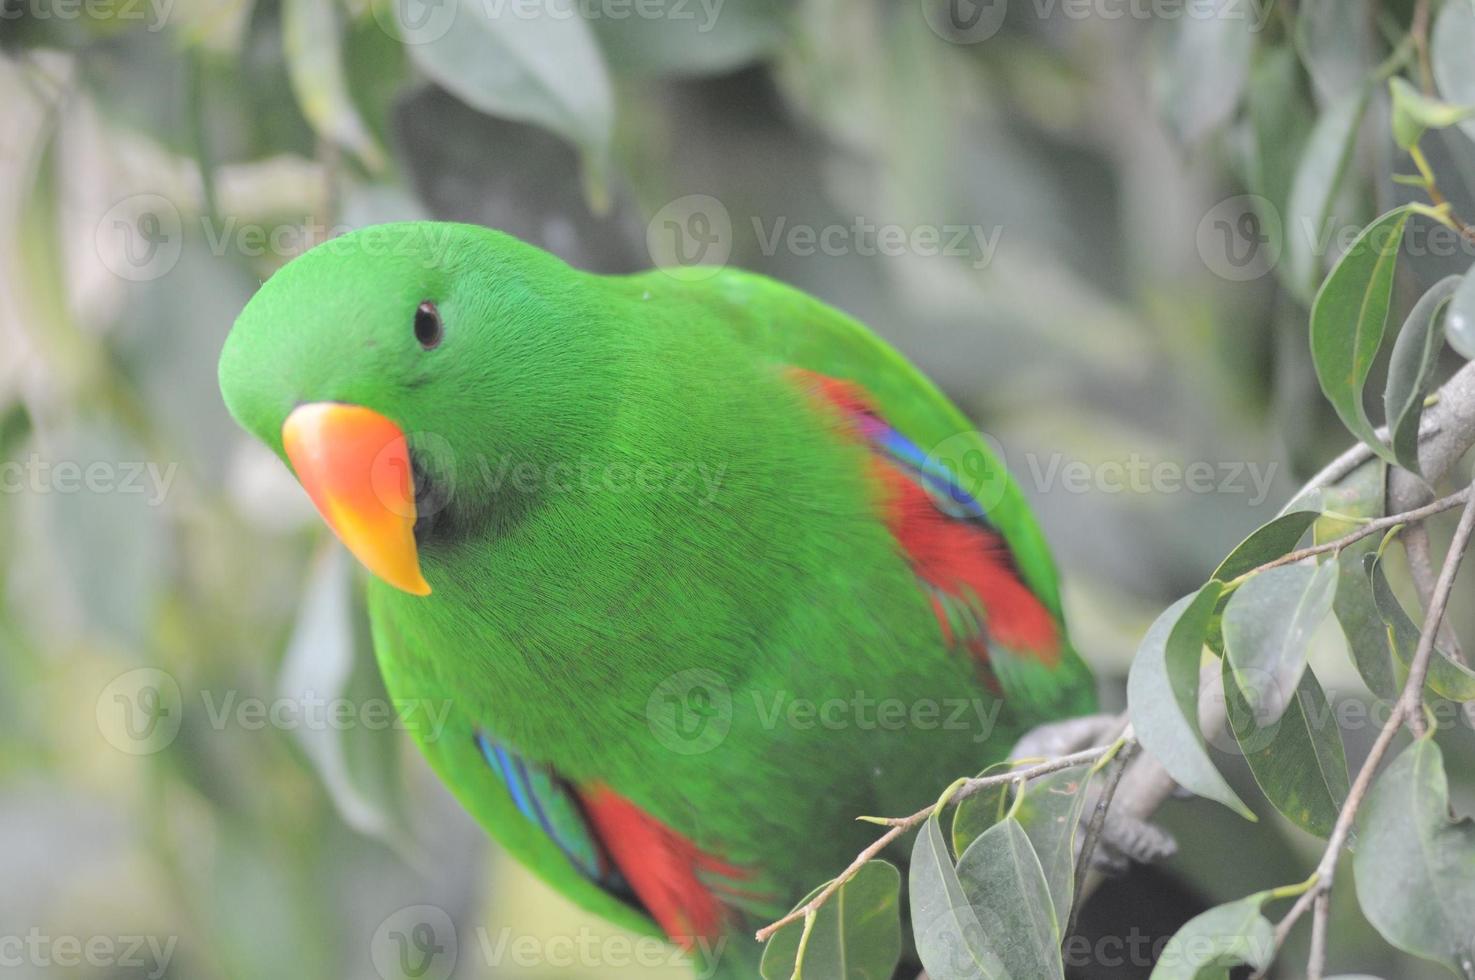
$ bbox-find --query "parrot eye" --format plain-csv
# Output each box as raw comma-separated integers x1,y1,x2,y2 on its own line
414,301,443,350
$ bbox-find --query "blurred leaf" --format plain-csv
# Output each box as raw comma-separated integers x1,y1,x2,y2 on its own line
759,860,902,980
1310,206,1411,461
951,762,1012,858
1212,508,1322,582
1353,738,1475,974
33,425,168,649
955,819,1063,979
1248,45,1314,217
1148,889,1277,979
590,0,786,77
1223,657,1347,838
1445,264,1475,360
395,0,614,196
910,805,1008,980
1368,555,1475,701
1295,0,1377,107
1155,5,1254,145
392,86,642,271
278,547,405,841
1012,764,1092,929
1385,274,1460,472
1128,585,1254,819
1390,77,1475,150
1222,561,1337,724
1285,90,1369,302
282,0,385,169
1433,0,1475,144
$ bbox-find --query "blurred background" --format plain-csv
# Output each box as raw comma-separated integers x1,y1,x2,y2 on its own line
3,0,1475,975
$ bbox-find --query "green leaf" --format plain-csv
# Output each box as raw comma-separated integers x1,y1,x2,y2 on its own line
282,0,385,170
1247,46,1314,217
1315,461,1400,696
1368,557,1475,701
1339,549,1403,701
955,819,1064,979
1128,586,1255,819
1295,0,1377,105
1390,77,1475,149
1285,90,1370,302
590,0,786,77
910,808,1008,980
1222,658,1348,838
1212,509,1322,583
1444,264,1475,361
1353,738,1475,975
1012,765,1093,929
1149,890,1278,979
394,0,614,188
951,762,1013,858
1222,561,1338,724
1385,275,1462,472
1309,206,1412,461
278,548,405,842
1155,6,1254,145
1433,0,1475,143
760,860,902,980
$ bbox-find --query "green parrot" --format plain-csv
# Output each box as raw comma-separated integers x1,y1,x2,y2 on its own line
218,222,1096,977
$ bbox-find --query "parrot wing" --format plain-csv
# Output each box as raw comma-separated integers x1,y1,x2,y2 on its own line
701,268,1097,725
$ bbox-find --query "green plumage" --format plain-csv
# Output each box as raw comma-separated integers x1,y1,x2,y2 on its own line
219,222,1095,976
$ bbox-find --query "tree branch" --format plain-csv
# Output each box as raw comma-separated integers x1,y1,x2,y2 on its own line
752,743,1118,943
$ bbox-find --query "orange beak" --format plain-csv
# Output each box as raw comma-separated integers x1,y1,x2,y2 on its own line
282,402,432,596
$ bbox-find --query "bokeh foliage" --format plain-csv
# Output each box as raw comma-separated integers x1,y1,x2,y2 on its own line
4,0,1475,975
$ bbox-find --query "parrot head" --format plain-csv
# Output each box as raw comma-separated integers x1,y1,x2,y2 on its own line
218,222,612,597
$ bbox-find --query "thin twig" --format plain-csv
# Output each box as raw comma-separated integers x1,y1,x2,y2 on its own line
1404,523,1466,663
1307,892,1332,980
752,743,1117,943
1264,479,1475,977
1067,738,1136,940
1397,486,1475,737
1232,487,1470,582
